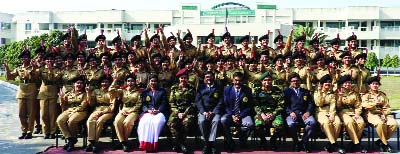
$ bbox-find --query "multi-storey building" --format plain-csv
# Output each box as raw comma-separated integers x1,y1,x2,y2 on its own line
1,2,400,58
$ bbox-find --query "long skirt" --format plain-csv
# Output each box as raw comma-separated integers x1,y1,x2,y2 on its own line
137,113,166,151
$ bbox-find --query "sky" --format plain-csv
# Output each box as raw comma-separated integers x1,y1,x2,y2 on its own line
1,0,400,14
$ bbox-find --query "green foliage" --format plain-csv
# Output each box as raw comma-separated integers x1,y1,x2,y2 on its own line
382,54,391,75
390,55,400,68
0,30,63,69
365,52,379,70
293,24,328,48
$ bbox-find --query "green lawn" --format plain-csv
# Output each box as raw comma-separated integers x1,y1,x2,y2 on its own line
380,76,400,110
0,75,19,85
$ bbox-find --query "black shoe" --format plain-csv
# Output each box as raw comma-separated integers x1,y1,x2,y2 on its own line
338,147,345,154
294,142,303,152
324,143,334,153
112,143,122,150
303,143,311,153
375,139,383,147
44,134,50,139
210,147,217,154
383,144,393,153
85,144,93,152
66,144,74,152
24,133,32,139
92,145,99,153
180,144,188,153
122,144,129,152
172,145,180,152
63,143,69,150
345,142,354,152
202,145,210,154
49,134,56,139
34,127,42,134
18,133,27,139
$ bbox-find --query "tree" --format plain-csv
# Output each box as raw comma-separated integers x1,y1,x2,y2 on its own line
381,54,391,76
0,30,63,69
365,52,379,71
293,24,328,48
390,54,400,74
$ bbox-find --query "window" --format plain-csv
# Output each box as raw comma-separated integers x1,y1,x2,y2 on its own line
326,22,345,28
100,23,104,28
1,22,11,30
107,24,113,28
380,21,394,29
348,22,359,29
114,24,122,29
0,38,5,44
77,24,97,30
39,23,49,30
130,24,143,31
380,40,394,47
53,23,59,29
293,22,313,27
360,40,367,47
25,23,31,30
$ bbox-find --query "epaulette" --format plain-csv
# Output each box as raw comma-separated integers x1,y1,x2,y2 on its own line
379,91,387,96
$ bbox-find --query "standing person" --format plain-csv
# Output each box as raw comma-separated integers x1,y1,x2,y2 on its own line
109,73,142,152
219,29,237,57
326,34,343,61
196,71,223,154
4,49,40,139
61,53,80,93
253,72,285,150
336,75,366,153
167,68,197,153
93,30,108,59
137,75,170,152
37,53,62,139
57,76,89,152
362,76,398,152
85,75,115,153
354,53,370,94
177,29,198,58
200,29,219,57
283,73,316,153
314,75,343,153
346,33,363,59
256,32,276,59
221,72,254,152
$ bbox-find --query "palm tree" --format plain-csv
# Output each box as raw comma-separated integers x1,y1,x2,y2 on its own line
293,23,328,48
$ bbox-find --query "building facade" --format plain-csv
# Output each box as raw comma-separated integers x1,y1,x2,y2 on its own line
1,2,400,58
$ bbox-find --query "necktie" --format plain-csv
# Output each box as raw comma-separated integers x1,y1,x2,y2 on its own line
234,90,240,115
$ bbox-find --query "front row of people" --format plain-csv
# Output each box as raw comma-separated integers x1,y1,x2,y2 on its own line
56,70,397,153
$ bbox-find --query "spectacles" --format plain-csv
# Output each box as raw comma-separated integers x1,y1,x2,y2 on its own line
291,80,300,82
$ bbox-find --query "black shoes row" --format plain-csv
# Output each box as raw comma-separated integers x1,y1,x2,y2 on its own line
62,137,78,152
18,133,33,139
375,139,393,153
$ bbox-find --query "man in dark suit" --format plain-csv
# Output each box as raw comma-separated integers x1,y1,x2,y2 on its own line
221,72,254,152
196,71,224,154
283,73,316,153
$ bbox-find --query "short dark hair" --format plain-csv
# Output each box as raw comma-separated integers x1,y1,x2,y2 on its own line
233,72,244,79
288,73,301,82
204,71,214,77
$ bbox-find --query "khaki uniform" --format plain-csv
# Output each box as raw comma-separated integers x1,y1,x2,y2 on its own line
256,46,276,59
271,68,289,90
111,67,130,86
85,68,105,89
362,91,398,145
87,88,114,142
56,91,88,138
314,90,342,144
350,48,363,59
9,65,40,133
109,82,142,142
93,47,109,59
37,66,62,135
357,67,370,94
167,84,197,145
238,47,253,59
220,44,237,57
340,65,360,91
132,46,147,58
337,90,365,144
158,70,175,94
201,44,219,57
245,70,262,93
61,67,80,93
326,50,343,62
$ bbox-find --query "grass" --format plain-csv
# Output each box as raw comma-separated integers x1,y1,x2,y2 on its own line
0,75,19,85
380,76,400,110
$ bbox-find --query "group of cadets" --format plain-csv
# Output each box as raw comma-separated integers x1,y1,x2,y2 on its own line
3,25,398,154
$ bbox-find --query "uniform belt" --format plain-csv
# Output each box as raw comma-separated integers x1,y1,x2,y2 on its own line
20,79,33,83
68,102,80,108
43,80,57,85
124,102,136,107
97,102,109,107
342,105,354,110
